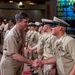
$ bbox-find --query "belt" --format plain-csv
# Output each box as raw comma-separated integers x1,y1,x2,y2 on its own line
3,49,7,51
3,50,12,57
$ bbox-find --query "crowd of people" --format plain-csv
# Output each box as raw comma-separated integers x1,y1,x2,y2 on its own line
0,12,75,75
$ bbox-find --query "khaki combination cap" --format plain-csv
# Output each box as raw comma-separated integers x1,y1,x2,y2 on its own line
28,22,36,26
41,18,53,26
52,16,70,27
35,21,42,27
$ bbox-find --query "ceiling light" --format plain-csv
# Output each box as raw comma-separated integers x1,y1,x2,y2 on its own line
19,2,23,6
25,1,36,5
29,2,35,5
9,1,13,3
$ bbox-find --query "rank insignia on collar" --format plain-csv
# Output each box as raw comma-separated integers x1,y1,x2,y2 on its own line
61,50,64,52
58,46,63,51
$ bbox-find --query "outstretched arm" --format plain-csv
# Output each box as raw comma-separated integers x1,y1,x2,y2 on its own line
41,57,56,64
12,53,33,64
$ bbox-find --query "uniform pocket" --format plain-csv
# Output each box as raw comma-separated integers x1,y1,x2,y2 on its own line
0,60,6,68
60,50,66,57
1,58,13,68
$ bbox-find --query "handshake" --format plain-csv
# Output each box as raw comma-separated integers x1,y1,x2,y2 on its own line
32,58,44,68
32,58,56,75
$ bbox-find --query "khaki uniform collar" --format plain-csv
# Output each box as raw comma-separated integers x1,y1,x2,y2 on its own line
61,33,67,43
56,33,67,45
15,25,21,37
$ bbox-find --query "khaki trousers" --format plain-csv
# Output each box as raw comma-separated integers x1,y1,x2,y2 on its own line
0,55,24,75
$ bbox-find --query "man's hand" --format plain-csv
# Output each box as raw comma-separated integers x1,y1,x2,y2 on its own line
12,53,34,64
28,44,32,50
24,49,29,54
70,64,75,75
24,47,32,54
32,59,41,68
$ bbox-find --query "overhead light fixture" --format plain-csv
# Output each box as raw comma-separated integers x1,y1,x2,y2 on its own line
9,1,13,3
25,1,36,5
19,1,25,8
19,2,23,6
29,2,35,5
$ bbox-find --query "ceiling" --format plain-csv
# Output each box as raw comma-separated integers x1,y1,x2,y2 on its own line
0,0,49,4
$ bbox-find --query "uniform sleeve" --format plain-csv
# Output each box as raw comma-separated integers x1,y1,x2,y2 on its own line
24,32,28,47
66,39,75,62
50,36,57,51
35,33,39,43
37,36,44,55
6,35,18,55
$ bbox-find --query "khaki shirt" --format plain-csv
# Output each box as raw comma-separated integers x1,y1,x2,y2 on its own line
29,30,39,47
25,30,34,46
54,33,75,75
43,33,57,59
2,25,25,66
37,32,48,59
25,30,30,46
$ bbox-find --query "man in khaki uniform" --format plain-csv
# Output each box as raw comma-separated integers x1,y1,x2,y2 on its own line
25,22,39,74
40,17,75,75
51,17,75,75
41,19,57,75
0,12,39,75
37,31,47,59
29,23,38,47
25,22,33,58
25,22,33,44
28,23,39,60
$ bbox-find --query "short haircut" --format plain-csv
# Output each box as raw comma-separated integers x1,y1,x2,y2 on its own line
8,21,14,30
15,12,29,23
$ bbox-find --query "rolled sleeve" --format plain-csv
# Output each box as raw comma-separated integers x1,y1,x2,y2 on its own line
6,35,18,55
